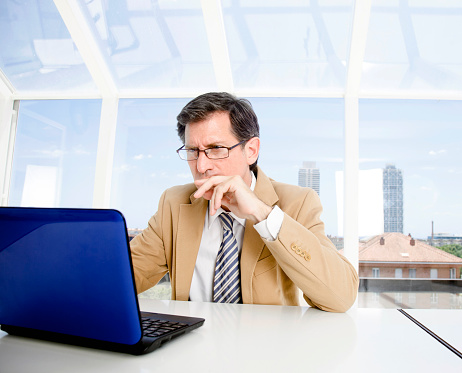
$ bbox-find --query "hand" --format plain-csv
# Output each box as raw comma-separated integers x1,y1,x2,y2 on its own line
193,175,272,224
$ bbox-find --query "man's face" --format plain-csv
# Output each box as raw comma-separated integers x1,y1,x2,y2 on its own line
184,111,259,186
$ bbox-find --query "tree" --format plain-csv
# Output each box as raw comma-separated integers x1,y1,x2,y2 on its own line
438,244,462,259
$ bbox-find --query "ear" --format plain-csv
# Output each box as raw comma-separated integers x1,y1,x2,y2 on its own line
245,137,260,166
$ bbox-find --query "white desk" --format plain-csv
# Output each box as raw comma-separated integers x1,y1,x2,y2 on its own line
0,300,461,372
401,309,462,357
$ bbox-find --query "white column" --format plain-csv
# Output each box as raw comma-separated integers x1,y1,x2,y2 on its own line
0,70,16,206
343,0,372,272
343,96,359,272
201,0,234,92
92,97,119,208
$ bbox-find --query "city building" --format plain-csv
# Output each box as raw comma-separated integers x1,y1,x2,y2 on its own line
128,228,143,241
298,161,320,195
383,164,403,233
357,232,462,279
328,235,344,251
425,233,462,247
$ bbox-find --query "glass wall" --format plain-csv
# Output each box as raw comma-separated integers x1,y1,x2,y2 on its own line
0,0,97,94
111,98,190,230
253,97,344,237
82,0,217,93
2,0,462,308
358,99,462,309
9,100,101,208
361,0,462,95
223,0,354,93
359,99,462,238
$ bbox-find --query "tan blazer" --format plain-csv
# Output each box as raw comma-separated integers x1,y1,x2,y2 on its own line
130,167,359,312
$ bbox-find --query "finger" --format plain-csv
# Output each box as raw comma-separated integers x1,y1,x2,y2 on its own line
195,186,214,201
193,177,222,198
220,193,231,211
212,183,226,213
208,183,223,215
193,180,213,199
193,178,207,188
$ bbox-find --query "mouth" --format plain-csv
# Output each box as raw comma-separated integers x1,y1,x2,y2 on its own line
195,171,218,180
194,174,208,181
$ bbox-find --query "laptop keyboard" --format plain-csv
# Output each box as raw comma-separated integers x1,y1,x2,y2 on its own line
141,317,189,338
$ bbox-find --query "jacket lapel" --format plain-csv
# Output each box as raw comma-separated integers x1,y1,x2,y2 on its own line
240,167,279,303
175,194,208,301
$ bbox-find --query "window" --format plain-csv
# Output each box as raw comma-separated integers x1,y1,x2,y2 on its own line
359,99,462,308
254,98,343,238
2,0,462,312
450,268,456,279
9,100,101,208
223,1,354,92
359,100,462,238
111,98,190,229
372,268,380,278
83,0,217,92
0,0,97,94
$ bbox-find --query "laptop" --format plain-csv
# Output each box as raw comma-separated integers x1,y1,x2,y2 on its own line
0,207,204,355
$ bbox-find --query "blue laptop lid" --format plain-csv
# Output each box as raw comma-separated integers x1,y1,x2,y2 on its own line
0,207,142,345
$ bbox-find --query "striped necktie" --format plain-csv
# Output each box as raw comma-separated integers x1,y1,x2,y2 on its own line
213,213,242,303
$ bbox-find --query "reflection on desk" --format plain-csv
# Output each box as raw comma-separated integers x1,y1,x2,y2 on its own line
1,299,461,372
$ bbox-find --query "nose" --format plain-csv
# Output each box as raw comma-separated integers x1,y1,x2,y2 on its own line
196,151,213,174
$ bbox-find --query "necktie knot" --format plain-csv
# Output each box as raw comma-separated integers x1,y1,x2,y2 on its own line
218,213,234,232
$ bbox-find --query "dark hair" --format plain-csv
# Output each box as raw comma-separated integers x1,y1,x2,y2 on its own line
177,92,260,171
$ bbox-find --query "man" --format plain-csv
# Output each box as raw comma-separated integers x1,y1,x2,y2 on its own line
130,92,358,312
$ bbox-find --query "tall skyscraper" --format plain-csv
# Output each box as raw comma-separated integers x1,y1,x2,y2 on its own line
298,161,320,195
383,164,403,233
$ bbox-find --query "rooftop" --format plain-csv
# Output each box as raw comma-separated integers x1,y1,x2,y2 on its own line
358,233,462,264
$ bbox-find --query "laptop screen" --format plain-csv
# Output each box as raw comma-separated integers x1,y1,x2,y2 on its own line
0,207,142,345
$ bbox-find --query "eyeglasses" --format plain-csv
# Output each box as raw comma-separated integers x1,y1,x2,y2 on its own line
176,140,246,161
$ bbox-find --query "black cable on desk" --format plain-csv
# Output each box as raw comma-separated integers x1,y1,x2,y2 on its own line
398,309,462,359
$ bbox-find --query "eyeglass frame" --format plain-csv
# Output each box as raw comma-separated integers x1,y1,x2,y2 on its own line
176,140,247,161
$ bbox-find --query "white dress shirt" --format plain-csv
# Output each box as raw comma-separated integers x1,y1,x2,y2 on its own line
189,173,284,302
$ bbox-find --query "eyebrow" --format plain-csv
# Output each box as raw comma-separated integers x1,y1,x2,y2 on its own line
185,142,224,150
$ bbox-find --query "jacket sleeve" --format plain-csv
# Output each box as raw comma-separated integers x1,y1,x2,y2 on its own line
130,191,169,294
264,188,359,312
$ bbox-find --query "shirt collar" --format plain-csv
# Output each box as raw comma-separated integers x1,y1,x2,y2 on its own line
207,171,256,230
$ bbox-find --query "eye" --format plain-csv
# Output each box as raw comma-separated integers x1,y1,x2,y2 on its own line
206,147,229,159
